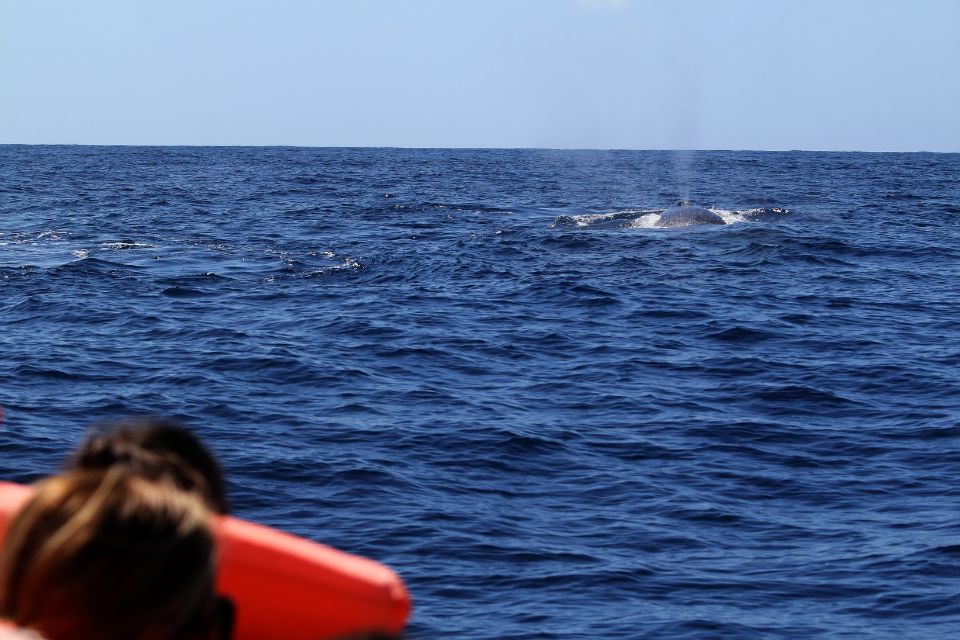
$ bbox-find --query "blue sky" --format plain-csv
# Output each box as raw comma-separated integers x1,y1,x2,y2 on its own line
2,0,958,151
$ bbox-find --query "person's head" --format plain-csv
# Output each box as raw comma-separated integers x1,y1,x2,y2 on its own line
0,467,218,640
68,418,228,514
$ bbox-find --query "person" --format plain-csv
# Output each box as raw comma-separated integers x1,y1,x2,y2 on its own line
0,626,44,640
0,467,220,640
66,418,229,514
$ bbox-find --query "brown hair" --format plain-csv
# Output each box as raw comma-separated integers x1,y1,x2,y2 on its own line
0,468,218,640
68,418,228,514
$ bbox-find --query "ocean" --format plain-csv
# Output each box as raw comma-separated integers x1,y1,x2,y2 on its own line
1,146,958,639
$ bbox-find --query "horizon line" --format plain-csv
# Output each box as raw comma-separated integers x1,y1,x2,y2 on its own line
0,142,956,154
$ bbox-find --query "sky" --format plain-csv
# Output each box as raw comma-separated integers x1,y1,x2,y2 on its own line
1,0,958,151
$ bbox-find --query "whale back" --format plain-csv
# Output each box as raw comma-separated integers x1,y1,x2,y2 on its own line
657,201,725,227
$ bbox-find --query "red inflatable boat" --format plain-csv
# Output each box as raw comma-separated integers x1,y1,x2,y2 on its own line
0,481,411,640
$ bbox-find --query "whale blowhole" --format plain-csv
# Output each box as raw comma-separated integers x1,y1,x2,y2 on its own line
655,201,726,227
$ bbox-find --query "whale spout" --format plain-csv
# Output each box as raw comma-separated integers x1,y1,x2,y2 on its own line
656,200,725,227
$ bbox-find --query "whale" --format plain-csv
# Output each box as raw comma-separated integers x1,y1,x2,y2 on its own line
656,201,725,227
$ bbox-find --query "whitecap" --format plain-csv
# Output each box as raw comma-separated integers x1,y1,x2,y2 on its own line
99,241,155,250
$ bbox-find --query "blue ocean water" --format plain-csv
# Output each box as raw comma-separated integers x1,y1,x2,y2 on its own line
1,146,958,639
